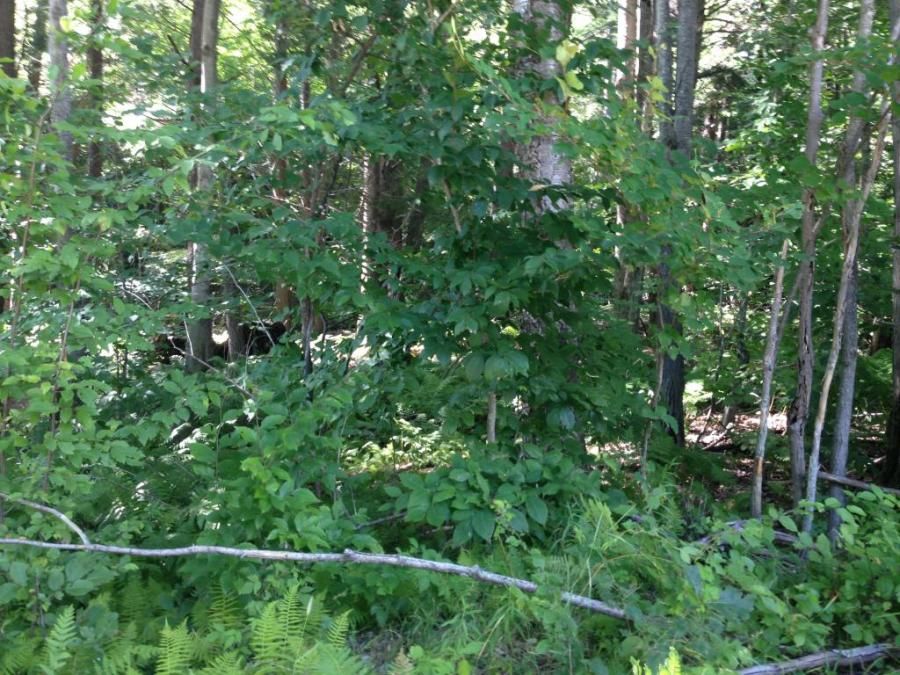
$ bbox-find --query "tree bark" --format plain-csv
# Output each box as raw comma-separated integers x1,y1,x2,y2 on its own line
511,0,572,196
787,0,829,507
26,0,47,90
86,0,103,178
827,263,858,537
616,0,637,93
886,0,900,487
654,0,674,147
48,0,72,161
185,0,219,372
0,0,14,78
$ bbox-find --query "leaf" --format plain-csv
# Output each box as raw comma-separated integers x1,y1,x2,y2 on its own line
8,561,28,586
555,40,580,69
525,495,548,525
272,132,282,151
471,510,495,541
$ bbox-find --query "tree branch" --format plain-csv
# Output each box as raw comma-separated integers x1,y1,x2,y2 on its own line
0,494,91,545
738,643,897,674
0,535,625,619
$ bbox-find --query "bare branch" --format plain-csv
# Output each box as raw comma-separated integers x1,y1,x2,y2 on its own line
0,494,91,546
817,471,900,497
738,643,897,674
0,538,626,619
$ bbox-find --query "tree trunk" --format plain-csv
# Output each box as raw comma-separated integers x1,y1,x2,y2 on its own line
48,0,72,161
788,0,829,507
654,0,674,147
654,0,703,447
511,0,572,197
885,0,900,488
185,0,219,373
0,0,14,78
26,0,47,90
616,0,637,93
803,0,886,535
828,264,858,538
86,0,103,178
752,240,790,517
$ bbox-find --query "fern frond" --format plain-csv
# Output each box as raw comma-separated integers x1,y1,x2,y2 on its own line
250,602,288,669
326,612,351,651
207,584,241,631
196,651,245,675
1,635,41,675
387,650,414,675
39,606,77,675
293,643,372,675
155,620,192,675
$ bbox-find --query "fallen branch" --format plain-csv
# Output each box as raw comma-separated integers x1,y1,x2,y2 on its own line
0,493,90,545
738,643,897,674
0,538,626,619
0,495,625,620
817,471,900,497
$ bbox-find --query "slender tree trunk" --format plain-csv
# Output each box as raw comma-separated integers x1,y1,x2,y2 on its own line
48,0,72,161
654,0,674,147
752,240,791,517
185,0,219,372
0,0,14,78
86,0,103,178
885,0,900,487
26,0,47,90
636,0,653,124
828,264,858,537
616,0,637,93
788,0,829,507
804,0,887,535
654,0,702,447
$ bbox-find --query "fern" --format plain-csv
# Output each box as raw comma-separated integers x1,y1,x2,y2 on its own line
250,602,288,671
208,584,242,631
387,650,414,675
631,647,683,675
155,620,192,675
325,612,351,651
196,652,245,674
1,634,41,675
293,643,372,675
38,606,77,675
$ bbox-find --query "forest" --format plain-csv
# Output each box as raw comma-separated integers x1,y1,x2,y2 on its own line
0,0,899,671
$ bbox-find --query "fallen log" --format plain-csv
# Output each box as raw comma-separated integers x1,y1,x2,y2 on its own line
817,471,900,497
738,643,897,674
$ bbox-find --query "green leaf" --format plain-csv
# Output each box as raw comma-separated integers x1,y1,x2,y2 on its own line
525,495,548,525
8,561,28,586
471,510,495,541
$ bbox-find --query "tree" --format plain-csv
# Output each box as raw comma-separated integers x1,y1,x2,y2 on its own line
886,0,900,487
787,0,829,507
48,0,72,160
655,0,704,447
0,0,14,78
185,0,220,372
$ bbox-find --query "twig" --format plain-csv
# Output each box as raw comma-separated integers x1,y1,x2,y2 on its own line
738,643,896,674
178,319,255,399
222,263,275,347
0,538,626,619
0,494,91,546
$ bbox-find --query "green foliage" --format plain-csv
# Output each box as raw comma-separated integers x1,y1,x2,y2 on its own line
1,0,898,672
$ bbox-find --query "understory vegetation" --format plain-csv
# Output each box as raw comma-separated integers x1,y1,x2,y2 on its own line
1,0,899,671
